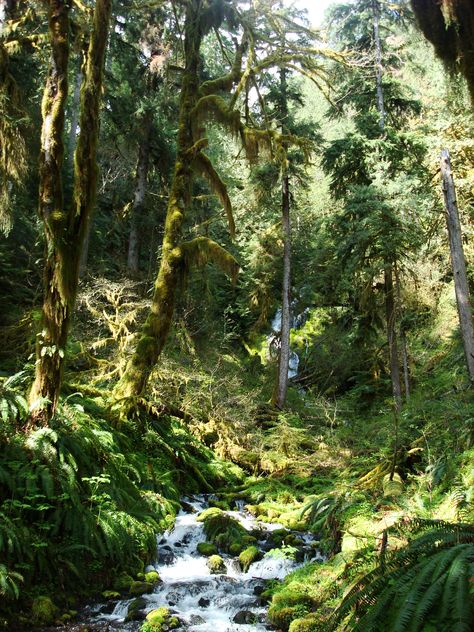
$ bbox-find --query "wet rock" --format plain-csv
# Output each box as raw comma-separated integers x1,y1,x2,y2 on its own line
253,584,266,596
207,554,226,574
145,570,161,585
239,545,261,573
146,606,181,629
295,546,313,563
125,597,147,622
157,546,176,564
198,597,210,608
145,564,157,573
197,541,218,556
233,610,257,624
190,614,206,625
129,580,154,596
181,500,197,513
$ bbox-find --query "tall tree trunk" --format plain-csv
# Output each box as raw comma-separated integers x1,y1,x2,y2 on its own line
274,169,291,408
113,2,202,403
127,110,153,276
395,263,410,400
29,0,70,417
440,148,474,382
30,0,112,420
385,266,402,410
273,62,292,409
372,0,385,131
372,0,403,407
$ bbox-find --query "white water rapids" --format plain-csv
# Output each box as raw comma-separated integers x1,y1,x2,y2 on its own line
82,495,322,631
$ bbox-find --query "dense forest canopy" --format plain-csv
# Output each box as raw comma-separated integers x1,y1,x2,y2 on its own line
0,0,473,630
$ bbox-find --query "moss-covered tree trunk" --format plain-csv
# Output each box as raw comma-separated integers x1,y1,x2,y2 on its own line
30,0,112,421
128,110,153,276
114,1,203,402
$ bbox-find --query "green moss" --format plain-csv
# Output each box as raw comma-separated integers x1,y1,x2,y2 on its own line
207,554,226,574
197,541,218,556
268,605,309,631
113,572,134,592
209,498,231,510
129,580,154,596
31,596,58,626
229,541,244,555
144,571,160,585
146,607,169,625
196,507,223,522
239,545,261,572
288,614,320,632
101,590,121,600
198,508,247,553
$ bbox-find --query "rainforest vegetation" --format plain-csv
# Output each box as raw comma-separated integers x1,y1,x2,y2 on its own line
0,0,473,630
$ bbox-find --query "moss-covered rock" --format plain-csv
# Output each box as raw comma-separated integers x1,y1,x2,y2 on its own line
197,541,218,556
209,498,230,510
288,614,320,632
196,507,223,522
31,596,58,626
268,588,317,631
101,590,121,600
145,606,169,625
129,580,154,596
198,507,247,553
145,571,161,585
207,554,226,574
125,597,147,622
229,541,244,556
142,606,180,631
239,545,261,572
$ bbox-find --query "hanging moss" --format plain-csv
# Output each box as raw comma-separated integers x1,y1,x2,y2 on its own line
411,0,474,103
192,152,235,236
181,236,239,283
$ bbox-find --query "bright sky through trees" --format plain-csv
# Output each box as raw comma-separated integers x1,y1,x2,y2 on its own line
293,0,338,25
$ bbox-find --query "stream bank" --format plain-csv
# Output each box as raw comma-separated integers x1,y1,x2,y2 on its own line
56,495,322,631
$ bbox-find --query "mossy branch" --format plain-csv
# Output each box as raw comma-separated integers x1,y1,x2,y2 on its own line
199,37,246,96
193,152,235,237
191,94,241,137
181,236,239,284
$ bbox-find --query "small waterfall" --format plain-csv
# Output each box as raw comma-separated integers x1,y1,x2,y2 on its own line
79,495,322,631
268,305,310,380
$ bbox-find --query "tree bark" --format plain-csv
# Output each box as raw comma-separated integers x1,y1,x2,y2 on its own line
127,110,153,276
30,0,112,420
372,0,403,407
440,148,474,382
113,1,202,403
273,65,292,409
274,170,291,408
384,265,402,410
395,263,410,400
372,0,386,131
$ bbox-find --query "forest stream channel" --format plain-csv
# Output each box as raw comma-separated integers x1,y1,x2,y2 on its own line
55,495,323,632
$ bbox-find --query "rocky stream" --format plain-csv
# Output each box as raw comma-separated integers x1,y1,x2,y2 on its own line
61,495,322,632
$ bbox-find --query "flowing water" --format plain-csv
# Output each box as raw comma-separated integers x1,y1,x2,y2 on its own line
79,495,322,631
